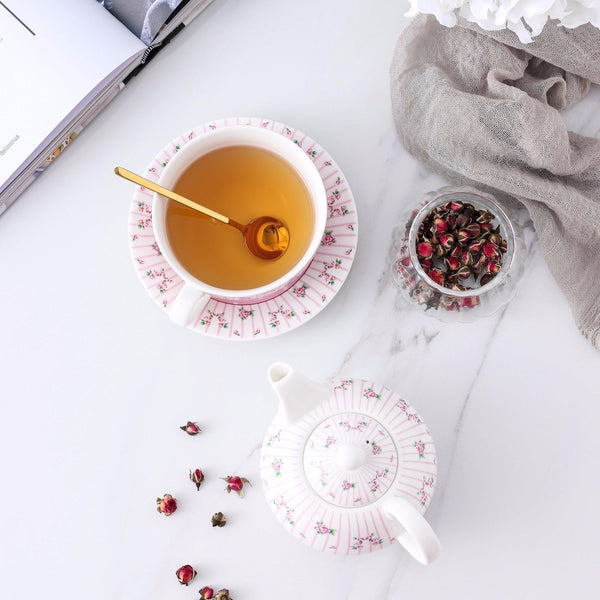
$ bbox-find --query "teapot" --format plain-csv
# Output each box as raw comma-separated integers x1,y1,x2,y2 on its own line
260,362,441,564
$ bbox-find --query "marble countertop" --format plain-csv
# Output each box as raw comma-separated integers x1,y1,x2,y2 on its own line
1,1,599,599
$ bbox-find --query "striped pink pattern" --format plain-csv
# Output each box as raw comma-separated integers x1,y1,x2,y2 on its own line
260,378,437,554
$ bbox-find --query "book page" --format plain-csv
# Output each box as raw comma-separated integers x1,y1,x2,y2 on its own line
0,0,146,192
98,0,186,45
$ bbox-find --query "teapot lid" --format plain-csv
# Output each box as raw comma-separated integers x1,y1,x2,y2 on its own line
303,411,398,507
261,378,437,554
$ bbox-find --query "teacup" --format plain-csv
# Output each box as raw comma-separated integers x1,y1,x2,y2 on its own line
152,125,327,327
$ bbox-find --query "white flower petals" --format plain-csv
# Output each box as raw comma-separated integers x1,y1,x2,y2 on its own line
405,0,600,43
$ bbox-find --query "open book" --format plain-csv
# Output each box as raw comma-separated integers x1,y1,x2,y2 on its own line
0,0,214,216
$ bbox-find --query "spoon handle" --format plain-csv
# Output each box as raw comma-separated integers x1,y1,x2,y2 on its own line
114,166,229,224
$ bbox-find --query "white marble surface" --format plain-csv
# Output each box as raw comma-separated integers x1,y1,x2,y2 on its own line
1,1,599,599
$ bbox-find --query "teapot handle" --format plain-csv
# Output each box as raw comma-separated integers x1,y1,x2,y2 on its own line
381,497,441,565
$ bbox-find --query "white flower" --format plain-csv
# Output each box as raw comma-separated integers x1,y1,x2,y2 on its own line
405,0,600,43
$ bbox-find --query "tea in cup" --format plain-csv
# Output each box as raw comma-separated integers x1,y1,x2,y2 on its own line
152,125,327,327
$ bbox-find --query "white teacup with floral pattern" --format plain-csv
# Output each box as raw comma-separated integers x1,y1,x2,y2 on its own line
260,362,442,564
152,125,327,327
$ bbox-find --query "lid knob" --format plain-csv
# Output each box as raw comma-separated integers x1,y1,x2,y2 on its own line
336,443,367,471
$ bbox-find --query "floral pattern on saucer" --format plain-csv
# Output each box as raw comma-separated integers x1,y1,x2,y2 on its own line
128,117,358,340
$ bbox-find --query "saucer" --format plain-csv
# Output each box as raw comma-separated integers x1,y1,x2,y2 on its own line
128,117,358,340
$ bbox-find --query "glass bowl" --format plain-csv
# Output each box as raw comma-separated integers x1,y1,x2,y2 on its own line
390,187,526,322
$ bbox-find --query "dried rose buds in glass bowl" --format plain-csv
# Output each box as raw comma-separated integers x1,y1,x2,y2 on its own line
390,187,526,321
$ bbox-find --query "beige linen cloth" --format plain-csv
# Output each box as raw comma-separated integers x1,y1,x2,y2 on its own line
391,16,600,350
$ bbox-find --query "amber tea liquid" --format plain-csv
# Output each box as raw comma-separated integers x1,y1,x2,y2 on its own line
166,145,315,290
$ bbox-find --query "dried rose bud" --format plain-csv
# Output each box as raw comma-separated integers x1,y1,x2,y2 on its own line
457,229,471,245
456,265,471,279
420,258,433,270
450,201,464,212
444,256,460,271
190,468,205,491
465,222,481,238
480,273,496,286
480,222,493,234
476,210,494,223
487,260,501,274
433,243,444,258
417,240,434,259
488,232,502,246
439,233,454,250
176,565,196,586
215,590,232,600
455,212,470,229
180,421,202,436
156,494,178,516
222,475,251,498
211,512,227,527
433,216,449,234
199,586,215,599
482,241,499,259
449,245,461,258
468,241,482,254
427,268,445,286
460,249,474,266
500,238,508,253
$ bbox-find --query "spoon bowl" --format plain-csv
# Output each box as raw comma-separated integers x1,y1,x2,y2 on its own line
114,166,289,260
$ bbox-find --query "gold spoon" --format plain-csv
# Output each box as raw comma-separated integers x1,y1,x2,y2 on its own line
114,166,290,260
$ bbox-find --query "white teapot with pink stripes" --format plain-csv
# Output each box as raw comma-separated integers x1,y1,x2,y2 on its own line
260,362,441,564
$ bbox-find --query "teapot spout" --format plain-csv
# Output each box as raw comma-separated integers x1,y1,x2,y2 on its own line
268,362,329,426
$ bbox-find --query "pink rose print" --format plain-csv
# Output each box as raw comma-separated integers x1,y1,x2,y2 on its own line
351,533,384,550
314,521,336,536
238,307,254,320
271,458,283,476
324,435,337,449
414,440,426,459
321,230,336,246
292,283,308,297
363,387,382,401
341,480,356,490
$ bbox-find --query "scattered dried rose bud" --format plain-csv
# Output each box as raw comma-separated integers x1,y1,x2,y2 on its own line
456,265,472,279
190,468,205,491
215,589,232,600
455,212,470,229
211,512,227,527
180,421,202,436
427,268,445,286
222,475,251,498
487,260,501,274
482,241,499,259
176,565,196,586
156,494,178,516
433,216,448,234
449,244,461,258
465,222,481,238
444,256,460,271
417,240,433,259
439,233,454,250
199,586,215,599
480,272,496,286
461,249,474,266
457,229,471,245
